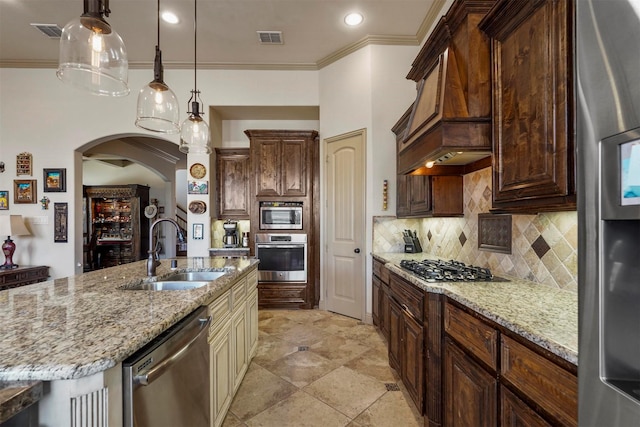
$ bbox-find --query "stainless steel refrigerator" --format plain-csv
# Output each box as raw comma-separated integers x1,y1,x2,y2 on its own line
577,0,640,424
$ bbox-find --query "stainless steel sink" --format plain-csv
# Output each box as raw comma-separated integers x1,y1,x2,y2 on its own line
120,270,228,291
124,281,211,291
161,271,227,282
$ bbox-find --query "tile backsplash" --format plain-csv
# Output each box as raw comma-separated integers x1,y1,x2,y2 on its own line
373,167,577,291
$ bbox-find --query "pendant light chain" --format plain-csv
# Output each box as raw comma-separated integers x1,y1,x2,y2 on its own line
194,0,198,93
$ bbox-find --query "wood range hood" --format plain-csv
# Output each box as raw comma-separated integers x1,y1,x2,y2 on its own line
397,0,495,175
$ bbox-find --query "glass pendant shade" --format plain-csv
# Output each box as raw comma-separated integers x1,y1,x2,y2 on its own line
135,48,180,133
179,101,211,154
56,2,129,96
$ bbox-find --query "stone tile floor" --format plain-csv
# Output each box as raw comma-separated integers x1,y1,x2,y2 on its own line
222,309,423,427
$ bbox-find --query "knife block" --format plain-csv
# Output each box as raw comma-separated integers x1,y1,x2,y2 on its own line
404,235,422,253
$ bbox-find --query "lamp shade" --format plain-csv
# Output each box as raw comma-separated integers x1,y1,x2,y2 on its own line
57,14,129,96
0,215,30,269
135,79,180,133
179,111,212,154
0,215,30,237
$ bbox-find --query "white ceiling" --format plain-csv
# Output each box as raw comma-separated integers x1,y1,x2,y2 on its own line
0,0,444,70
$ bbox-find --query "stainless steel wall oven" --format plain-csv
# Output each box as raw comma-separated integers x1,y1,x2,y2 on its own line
255,233,307,282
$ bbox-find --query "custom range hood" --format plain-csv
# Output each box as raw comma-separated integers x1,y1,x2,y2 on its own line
397,0,495,174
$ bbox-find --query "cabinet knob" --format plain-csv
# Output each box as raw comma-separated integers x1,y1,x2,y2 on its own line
354,248,361,254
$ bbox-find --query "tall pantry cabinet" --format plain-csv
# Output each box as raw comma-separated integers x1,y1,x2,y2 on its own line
84,185,150,271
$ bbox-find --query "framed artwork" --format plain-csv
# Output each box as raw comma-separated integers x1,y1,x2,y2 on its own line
43,168,67,192
193,223,204,240
0,191,8,210
16,152,32,176
188,180,209,195
13,180,36,204
54,203,68,242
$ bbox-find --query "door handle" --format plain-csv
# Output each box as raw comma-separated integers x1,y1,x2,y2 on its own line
354,248,360,254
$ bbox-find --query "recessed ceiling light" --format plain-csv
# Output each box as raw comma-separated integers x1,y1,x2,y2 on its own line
162,11,179,24
344,12,364,26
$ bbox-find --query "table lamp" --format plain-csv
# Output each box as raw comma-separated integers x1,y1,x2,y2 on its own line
0,215,31,269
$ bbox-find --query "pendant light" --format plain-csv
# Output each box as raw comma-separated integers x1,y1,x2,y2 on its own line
135,0,180,133
57,0,129,97
179,0,212,154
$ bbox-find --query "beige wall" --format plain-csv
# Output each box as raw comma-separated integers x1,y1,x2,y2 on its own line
373,167,578,291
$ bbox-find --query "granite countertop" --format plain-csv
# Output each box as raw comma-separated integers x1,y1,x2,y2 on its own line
372,252,578,365
0,257,259,382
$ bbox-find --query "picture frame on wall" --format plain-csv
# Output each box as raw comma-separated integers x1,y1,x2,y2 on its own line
188,180,209,195
54,202,68,242
13,180,36,204
0,191,8,210
43,168,67,192
16,152,32,176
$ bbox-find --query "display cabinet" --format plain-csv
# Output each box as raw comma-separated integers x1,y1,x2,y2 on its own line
84,185,150,270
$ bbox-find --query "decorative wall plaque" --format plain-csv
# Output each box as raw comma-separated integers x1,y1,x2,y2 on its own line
16,152,32,176
54,202,68,242
478,213,512,254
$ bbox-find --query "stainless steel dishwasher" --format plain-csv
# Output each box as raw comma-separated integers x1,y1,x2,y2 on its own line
123,306,211,427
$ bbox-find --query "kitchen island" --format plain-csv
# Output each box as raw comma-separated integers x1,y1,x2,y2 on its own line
0,256,259,427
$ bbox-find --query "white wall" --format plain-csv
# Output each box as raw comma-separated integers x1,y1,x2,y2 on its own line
222,120,320,147
317,44,420,317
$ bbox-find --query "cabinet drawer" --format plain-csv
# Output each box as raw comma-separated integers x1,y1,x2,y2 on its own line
209,290,231,333
372,258,389,283
444,301,498,371
501,335,577,427
389,272,424,321
247,270,258,291
231,277,247,310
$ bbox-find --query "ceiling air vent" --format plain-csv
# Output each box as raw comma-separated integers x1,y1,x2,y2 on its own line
257,31,283,45
31,23,63,38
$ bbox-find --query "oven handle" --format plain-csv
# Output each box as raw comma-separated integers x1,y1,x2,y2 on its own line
134,315,211,386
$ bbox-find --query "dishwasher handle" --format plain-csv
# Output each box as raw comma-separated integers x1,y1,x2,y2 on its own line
134,315,212,386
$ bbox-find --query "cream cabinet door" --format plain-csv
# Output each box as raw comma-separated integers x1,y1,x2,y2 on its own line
231,306,248,394
247,288,259,358
210,321,232,427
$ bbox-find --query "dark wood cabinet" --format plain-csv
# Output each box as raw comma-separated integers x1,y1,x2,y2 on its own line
444,337,498,427
248,131,309,197
215,148,250,219
388,297,402,373
443,299,577,427
372,274,381,327
370,260,577,426
480,0,576,213
246,130,319,310
372,258,390,331
84,185,149,270
388,271,425,413
402,310,425,410
501,386,552,427
397,175,463,218
0,265,49,291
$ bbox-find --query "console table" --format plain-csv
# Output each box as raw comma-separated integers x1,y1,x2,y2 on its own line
0,266,49,291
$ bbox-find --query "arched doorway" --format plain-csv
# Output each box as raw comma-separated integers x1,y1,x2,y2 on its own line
75,135,186,272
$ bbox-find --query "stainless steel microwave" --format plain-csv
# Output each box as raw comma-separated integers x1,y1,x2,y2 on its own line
259,202,303,230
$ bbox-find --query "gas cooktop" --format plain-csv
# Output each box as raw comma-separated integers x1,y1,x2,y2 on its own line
399,259,509,283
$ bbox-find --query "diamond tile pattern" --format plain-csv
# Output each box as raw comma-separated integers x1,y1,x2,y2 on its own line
458,231,467,247
373,168,578,290
531,235,551,259
224,310,423,427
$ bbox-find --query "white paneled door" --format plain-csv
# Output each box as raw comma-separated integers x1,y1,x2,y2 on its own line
324,129,366,320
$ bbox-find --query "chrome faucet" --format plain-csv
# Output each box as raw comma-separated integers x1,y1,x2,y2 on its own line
147,218,185,277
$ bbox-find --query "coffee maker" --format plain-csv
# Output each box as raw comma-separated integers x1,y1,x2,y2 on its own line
222,220,238,247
